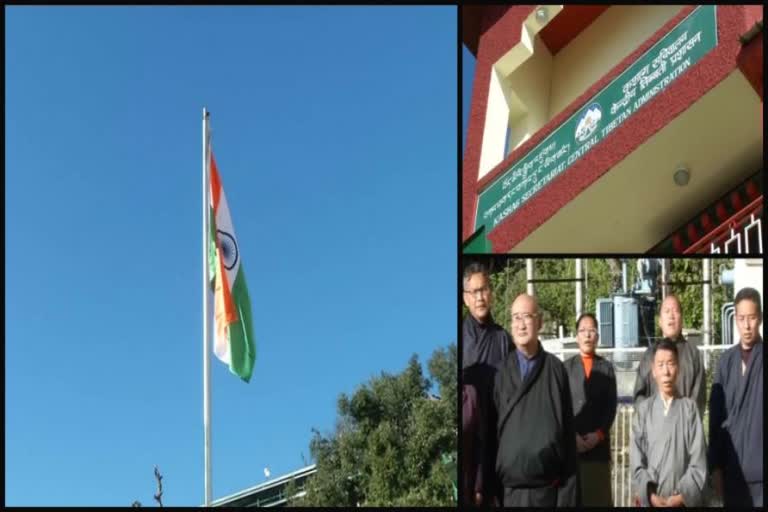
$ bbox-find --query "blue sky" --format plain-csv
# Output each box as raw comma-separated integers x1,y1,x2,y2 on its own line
5,6,456,506
462,45,475,153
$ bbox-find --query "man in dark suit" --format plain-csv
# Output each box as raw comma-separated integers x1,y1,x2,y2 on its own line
494,294,580,507
462,381,482,505
564,313,617,506
709,287,763,507
462,262,511,506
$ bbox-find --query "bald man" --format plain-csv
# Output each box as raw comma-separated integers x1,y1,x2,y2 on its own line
493,294,580,507
633,295,706,416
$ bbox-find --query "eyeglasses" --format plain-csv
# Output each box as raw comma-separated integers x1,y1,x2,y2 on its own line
511,313,536,324
464,286,490,298
578,329,597,335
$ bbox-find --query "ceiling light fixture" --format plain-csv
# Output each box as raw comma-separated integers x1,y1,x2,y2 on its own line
673,166,690,186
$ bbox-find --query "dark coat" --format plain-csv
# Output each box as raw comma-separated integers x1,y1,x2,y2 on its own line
563,354,618,463
708,339,763,487
462,383,482,505
493,343,581,506
462,313,511,505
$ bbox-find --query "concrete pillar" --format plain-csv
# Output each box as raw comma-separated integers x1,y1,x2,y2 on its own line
526,258,535,296
575,258,583,322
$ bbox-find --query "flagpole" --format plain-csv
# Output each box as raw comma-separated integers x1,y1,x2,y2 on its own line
202,107,213,506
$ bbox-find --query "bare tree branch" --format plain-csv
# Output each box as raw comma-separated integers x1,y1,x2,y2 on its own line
153,466,164,507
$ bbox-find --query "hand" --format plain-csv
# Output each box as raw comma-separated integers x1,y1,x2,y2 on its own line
650,493,667,507
711,468,723,497
582,431,600,450
575,434,588,453
665,494,684,507
474,492,483,506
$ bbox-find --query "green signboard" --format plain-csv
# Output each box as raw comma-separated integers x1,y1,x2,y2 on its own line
473,5,718,244
462,225,492,253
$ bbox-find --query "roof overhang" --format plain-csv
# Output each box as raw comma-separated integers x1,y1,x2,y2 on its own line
510,70,762,252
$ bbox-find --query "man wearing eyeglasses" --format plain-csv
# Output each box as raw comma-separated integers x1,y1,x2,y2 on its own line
493,293,580,507
462,262,511,506
563,313,617,506
708,287,763,507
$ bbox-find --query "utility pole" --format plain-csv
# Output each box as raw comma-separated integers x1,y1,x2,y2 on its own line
526,259,535,296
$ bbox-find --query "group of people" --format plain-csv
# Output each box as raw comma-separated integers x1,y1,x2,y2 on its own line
461,263,763,507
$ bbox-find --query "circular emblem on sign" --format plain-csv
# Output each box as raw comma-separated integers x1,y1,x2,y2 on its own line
217,229,239,271
575,102,602,144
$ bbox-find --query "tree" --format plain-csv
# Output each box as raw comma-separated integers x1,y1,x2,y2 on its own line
131,466,164,507
479,258,733,341
666,258,732,344
486,259,585,335
288,345,457,507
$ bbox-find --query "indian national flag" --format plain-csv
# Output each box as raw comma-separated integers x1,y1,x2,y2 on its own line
209,150,256,382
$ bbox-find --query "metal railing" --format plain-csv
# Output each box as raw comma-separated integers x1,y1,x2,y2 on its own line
549,344,731,506
710,212,762,254
681,197,763,254
720,303,735,347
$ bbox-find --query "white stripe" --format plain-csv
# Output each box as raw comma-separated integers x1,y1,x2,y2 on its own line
213,185,242,287
213,289,232,365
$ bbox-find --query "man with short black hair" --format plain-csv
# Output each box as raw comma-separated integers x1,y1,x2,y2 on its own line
631,338,707,507
709,287,763,507
462,262,511,506
633,295,706,416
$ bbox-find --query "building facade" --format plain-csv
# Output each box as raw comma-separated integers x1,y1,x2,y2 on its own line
463,5,763,254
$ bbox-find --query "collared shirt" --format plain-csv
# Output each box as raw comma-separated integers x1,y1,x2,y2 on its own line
515,342,542,381
660,394,674,416
633,336,706,417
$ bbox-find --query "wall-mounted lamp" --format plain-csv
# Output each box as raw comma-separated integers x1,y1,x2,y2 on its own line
673,166,690,186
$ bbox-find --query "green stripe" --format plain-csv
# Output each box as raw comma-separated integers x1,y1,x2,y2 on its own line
228,267,256,382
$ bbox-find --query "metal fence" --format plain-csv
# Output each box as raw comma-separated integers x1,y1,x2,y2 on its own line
549,344,731,506
611,400,634,506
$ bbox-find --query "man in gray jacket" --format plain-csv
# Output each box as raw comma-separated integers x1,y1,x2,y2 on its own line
633,295,705,416
631,338,706,507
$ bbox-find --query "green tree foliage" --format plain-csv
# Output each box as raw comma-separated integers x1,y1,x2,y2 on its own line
474,258,733,340
288,345,457,507
666,259,733,343
487,259,608,336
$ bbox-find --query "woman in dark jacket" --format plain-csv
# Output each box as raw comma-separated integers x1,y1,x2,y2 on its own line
564,313,617,506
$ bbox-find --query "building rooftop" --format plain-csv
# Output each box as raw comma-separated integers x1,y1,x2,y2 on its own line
206,464,316,508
